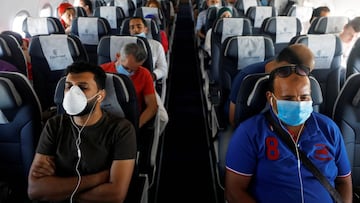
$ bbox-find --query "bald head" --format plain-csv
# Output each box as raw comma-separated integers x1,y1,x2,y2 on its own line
265,44,315,73
289,44,315,71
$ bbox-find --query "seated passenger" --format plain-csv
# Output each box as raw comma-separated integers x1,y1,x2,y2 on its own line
309,6,330,24
144,14,169,54
204,6,233,57
57,2,76,34
339,16,360,67
129,17,168,81
100,43,158,128
225,60,352,203
227,44,315,127
79,0,93,16
27,61,137,203
195,0,221,42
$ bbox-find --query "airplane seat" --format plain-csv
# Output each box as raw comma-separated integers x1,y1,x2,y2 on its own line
332,73,360,196
213,73,323,188
234,0,259,17
22,17,65,39
94,6,126,35
53,73,150,203
0,34,28,76
307,16,349,35
203,6,219,36
97,35,154,73
74,6,88,17
110,0,136,17
134,7,167,31
205,17,252,115
289,34,343,117
70,16,111,65
346,38,360,79
286,5,313,34
0,71,42,202
246,6,276,34
120,17,161,42
260,16,302,54
97,35,166,188
29,34,89,112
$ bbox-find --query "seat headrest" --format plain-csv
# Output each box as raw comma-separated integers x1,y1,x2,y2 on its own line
0,77,22,109
310,16,349,34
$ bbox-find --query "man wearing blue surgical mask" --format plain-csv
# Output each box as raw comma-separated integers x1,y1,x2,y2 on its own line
28,62,137,203
225,65,352,203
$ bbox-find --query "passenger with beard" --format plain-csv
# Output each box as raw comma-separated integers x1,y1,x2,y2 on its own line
27,61,137,203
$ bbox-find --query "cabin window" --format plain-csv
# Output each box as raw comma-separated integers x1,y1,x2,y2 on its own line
11,10,29,38
39,3,53,17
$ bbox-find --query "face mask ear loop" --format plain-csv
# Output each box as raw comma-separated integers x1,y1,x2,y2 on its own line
69,98,97,203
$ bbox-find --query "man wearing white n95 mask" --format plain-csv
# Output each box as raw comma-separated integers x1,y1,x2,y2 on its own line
28,61,137,203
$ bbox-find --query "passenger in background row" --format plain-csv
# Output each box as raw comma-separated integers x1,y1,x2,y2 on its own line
195,0,221,43
204,7,233,57
339,16,360,67
57,2,76,34
79,0,93,16
28,61,137,203
309,6,330,23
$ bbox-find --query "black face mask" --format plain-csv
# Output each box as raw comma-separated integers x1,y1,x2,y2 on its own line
75,96,98,116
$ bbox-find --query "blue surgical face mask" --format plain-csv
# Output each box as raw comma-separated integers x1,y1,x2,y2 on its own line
116,64,133,76
272,95,313,126
135,32,147,38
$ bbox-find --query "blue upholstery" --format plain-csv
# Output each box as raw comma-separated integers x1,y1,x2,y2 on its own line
0,34,28,76
70,16,111,64
246,6,276,34
332,73,360,189
97,35,154,73
110,0,136,17
0,71,42,202
134,7,166,30
29,34,89,110
308,16,349,34
234,0,259,16
209,17,253,84
75,6,88,17
94,6,126,34
346,38,360,79
261,16,302,54
22,17,65,38
290,34,343,117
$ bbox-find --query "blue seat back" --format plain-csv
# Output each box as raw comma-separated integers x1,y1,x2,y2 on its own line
22,17,65,38
332,73,360,188
94,6,126,34
0,71,42,202
0,34,27,76
29,34,89,110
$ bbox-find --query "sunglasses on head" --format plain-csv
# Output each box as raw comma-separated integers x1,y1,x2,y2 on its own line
272,65,310,78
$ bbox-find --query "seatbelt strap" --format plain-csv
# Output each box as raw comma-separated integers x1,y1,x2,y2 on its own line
265,111,343,203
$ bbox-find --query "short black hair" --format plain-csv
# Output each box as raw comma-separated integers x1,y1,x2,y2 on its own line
82,0,93,11
130,16,148,28
65,61,106,90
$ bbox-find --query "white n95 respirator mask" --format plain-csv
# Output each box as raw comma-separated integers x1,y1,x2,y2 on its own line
62,85,98,116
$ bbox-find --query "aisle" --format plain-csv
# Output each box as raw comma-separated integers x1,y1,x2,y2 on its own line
154,0,219,202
